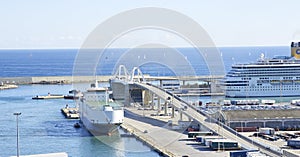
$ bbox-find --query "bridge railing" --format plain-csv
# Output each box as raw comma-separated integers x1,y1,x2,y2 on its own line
141,82,282,156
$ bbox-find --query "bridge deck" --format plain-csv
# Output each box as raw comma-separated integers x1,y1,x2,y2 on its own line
134,82,281,157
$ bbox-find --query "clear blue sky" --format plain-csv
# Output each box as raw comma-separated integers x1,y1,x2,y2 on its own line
1,0,300,48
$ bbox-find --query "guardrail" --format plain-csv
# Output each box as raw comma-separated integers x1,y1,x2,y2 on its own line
139,82,282,156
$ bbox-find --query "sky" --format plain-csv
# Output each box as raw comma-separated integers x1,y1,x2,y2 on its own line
1,0,300,49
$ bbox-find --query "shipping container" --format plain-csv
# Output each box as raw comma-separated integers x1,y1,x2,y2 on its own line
235,127,257,132
210,139,240,150
287,138,300,148
246,151,268,157
195,136,203,142
230,150,258,157
259,128,275,135
201,135,223,143
204,137,225,146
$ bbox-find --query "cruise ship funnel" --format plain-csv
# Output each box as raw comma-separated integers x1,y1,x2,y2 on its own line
291,41,300,59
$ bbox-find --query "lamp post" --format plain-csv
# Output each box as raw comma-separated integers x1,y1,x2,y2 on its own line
13,112,21,157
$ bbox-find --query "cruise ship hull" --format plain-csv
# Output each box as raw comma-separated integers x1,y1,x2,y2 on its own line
224,42,300,98
226,89,300,98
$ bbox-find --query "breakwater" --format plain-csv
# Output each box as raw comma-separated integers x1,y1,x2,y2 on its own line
0,76,112,84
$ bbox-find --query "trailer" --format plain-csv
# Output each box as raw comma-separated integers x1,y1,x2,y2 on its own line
259,128,275,135
210,139,240,150
261,99,275,105
202,136,225,146
223,100,231,106
291,99,300,106
230,150,259,157
234,99,260,105
287,138,300,148
247,151,268,157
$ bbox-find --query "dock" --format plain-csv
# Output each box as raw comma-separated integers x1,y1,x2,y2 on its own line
61,107,79,119
121,109,229,157
0,84,18,90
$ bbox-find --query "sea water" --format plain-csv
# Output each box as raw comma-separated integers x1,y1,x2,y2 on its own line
0,46,294,156
0,84,160,157
0,46,290,77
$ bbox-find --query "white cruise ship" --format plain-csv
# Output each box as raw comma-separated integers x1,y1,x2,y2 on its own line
223,42,300,97
79,81,124,136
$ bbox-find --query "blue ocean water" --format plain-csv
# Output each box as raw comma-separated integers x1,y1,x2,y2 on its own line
0,46,292,156
0,46,289,77
0,84,160,157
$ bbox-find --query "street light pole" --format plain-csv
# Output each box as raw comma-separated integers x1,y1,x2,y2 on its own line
13,112,21,157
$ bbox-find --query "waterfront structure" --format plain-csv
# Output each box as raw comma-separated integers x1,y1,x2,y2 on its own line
78,81,124,135
223,42,300,97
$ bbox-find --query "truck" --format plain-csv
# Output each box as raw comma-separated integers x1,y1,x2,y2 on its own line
259,128,275,135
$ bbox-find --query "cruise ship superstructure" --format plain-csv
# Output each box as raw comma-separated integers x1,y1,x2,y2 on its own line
79,81,124,135
223,42,300,97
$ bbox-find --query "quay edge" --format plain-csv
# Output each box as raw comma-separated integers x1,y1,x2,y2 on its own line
120,123,175,157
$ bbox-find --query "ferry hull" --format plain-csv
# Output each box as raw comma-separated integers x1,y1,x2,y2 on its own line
80,102,124,136
81,116,120,136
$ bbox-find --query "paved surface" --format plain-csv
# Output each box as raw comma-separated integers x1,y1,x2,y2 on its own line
134,82,281,157
122,109,229,157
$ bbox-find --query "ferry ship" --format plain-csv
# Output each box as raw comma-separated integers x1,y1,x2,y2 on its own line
223,42,300,97
78,81,124,135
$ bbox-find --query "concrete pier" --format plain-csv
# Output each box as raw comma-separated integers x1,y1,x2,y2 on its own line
121,108,229,157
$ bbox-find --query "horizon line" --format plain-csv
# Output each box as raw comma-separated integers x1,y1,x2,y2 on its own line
0,44,290,50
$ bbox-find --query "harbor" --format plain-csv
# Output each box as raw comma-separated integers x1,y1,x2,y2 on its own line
3,73,300,156
0,84,159,157
120,106,235,157
3,44,300,157
4,1,300,156
4,74,300,156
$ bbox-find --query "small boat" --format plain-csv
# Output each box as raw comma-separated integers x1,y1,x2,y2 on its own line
61,105,79,119
63,95,79,100
32,93,64,99
74,122,81,128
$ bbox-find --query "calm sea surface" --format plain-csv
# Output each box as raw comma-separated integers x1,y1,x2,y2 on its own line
0,46,290,77
0,84,160,157
0,46,295,156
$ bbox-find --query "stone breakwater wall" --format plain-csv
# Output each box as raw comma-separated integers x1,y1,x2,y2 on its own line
0,76,113,84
